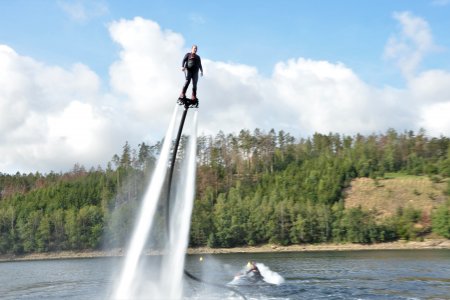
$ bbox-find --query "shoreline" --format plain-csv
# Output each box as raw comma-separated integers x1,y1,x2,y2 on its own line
1,239,449,262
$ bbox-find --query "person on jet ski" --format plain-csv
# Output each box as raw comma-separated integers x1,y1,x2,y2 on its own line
246,261,263,282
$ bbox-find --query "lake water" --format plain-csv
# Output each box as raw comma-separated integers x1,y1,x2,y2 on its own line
0,250,448,299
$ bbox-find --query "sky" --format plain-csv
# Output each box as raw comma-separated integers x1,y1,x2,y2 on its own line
1,0,450,174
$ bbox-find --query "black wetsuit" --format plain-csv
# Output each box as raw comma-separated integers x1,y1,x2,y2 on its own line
246,266,263,282
181,52,203,98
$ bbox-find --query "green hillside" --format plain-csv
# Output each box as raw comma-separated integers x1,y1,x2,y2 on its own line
1,129,449,255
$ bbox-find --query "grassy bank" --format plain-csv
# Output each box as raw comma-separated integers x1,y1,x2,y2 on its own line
344,174,447,218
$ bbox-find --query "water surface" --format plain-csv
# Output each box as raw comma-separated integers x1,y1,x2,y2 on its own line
0,250,448,299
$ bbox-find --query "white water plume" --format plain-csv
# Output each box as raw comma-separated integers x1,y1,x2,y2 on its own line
113,105,178,299
161,110,198,299
257,263,285,285
112,106,199,300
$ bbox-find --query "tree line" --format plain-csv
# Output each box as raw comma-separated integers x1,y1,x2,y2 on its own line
0,129,449,254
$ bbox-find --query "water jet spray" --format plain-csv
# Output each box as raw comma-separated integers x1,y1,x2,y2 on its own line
113,99,246,300
166,99,247,300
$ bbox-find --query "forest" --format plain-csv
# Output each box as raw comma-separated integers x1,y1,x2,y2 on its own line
0,128,449,254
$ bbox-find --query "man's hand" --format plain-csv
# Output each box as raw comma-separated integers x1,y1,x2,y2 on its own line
201,71,203,77
182,67,186,71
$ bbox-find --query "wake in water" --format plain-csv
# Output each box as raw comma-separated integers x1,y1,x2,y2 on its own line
229,263,285,286
257,263,285,285
112,105,198,300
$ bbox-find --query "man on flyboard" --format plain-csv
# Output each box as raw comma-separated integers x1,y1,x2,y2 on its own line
179,45,203,106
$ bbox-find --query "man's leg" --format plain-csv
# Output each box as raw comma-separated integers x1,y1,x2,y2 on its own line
191,71,199,99
180,71,193,98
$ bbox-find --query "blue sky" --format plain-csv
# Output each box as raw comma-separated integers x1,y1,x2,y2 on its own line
2,0,449,84
1,0,450,173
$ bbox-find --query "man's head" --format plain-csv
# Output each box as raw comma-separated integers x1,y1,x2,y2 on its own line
191,45,198,54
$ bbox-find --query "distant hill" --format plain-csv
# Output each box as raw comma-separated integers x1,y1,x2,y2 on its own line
2,130,449,254
344,174,448,219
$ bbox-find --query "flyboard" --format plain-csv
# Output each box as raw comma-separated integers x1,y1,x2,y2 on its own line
166,95,247,300
177,96,199,109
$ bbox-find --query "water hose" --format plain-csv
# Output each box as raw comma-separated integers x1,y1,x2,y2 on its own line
166,104,247,300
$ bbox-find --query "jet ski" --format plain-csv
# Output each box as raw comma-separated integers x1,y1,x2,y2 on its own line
229,262,266,285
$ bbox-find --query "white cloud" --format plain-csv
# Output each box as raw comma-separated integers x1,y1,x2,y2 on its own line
108,17,184,129
189,13,206,25
409,70,450,136
1,16,449,174
431,0,450,6
0,45,125,173
58,0,109,22
270,58,404,133
384,11,436,79
419,102,450,135
408,70,450,104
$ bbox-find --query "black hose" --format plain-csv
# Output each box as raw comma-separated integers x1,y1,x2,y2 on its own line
184,269,247,299
166,105,247,300
166,107,188,232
